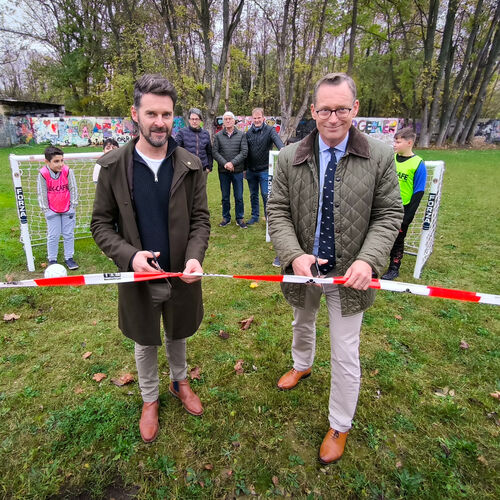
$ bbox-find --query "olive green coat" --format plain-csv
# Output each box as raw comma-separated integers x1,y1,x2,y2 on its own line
267,127,403,315
91,138,210,345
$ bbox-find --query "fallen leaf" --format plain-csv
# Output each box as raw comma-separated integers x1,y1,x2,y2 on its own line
189,366,201,380
439,442,451,457
234,359,244,375
232,441,240,448
5,274,13,282
3,313,20,322
41,262,47,269
74,387,84,394
490,391,500,400
394,314,403,321
198,481,205,488
252,364,258,371
459,340,469,349
434,387,449,397
92,373,107,382
219,329,230,340
249,281,259,288
396,461,403,469
204,463,213,470
370,369,379,377
239,315,254,330
448,389,455,397
110,373,134,386
249,484,257,495
477,455,488,466
272,476,279,486
82,351,92,360
92,320,97,326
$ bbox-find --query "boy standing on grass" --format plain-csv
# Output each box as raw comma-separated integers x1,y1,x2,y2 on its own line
37,146,79,270
382,127,427,280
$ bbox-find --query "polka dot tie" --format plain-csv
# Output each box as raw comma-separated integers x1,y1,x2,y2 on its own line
318,148,337,274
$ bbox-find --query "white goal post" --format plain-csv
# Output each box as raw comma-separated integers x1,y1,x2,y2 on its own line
10,152,102,271
267,152,444,279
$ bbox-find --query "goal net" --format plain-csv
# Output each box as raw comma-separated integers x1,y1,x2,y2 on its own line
10,152,101,271
405,161,445,279
267,153,444,280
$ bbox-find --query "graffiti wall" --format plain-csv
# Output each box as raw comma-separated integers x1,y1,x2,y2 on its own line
30,117,136,146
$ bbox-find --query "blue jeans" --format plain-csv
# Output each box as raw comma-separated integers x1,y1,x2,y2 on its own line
246,169,268,219
219,171,244,221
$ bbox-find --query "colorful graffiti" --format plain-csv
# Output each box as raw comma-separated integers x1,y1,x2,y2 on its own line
30,117,136,146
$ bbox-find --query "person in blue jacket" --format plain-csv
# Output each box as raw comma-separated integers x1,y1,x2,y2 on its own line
175,108,213,173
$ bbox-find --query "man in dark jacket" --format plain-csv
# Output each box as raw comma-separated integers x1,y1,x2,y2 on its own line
91,74,210,443
175,107,213,173
267,73,403,464
212,111,248,228
245,108,284,225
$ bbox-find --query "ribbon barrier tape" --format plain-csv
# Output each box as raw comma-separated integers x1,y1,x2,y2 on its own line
1,271,499,306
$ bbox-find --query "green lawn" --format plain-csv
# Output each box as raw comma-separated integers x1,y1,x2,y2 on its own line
0,145,499,499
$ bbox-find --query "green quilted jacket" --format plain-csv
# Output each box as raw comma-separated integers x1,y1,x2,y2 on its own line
267,126,403,315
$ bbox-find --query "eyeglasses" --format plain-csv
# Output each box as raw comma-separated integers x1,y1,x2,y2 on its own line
316,108,352,119
189,117,201,121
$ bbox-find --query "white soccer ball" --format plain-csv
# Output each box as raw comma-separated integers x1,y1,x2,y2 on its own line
44,263,68,279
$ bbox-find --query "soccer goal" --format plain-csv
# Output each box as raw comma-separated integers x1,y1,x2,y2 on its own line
267,152,444,280
405,160,445,279
10,152,102,271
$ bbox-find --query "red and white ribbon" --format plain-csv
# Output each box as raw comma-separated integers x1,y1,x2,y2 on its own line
1,271,498,306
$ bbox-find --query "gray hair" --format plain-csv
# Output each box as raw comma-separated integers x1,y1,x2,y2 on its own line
133,74,177,108
189,107,203,120
223,111,235,119
313,73,357,105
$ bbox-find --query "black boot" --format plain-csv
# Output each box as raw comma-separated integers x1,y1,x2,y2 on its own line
382,257,401,280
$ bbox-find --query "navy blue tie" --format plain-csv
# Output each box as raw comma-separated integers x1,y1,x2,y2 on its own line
318,148,337,274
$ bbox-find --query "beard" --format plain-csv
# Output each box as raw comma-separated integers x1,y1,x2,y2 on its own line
137,120,171,148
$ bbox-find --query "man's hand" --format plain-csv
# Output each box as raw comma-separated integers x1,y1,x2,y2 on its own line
224,162,234,172
181,259,203,283
292,254,328,278
132,251,162,273
343,260,373,290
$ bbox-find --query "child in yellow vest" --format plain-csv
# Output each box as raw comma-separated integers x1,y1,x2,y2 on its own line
382,127,427,280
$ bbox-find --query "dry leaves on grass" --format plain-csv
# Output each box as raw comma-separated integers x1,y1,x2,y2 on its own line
3,313,20,322
111,373,135,386
82,351,92,360
434,387,455,397
460,340,470,349
218,329,230,340
239,316,254,330
249,281,259,288
234,359,244,375
490,391,500,400
92,373,107,382
189,366,201,380
394,314,403,321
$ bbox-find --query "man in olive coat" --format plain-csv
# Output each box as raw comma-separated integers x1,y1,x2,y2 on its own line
91,74,210,443
267,73,403,464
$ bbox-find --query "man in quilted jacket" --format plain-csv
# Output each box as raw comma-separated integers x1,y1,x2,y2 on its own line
267,72,403,464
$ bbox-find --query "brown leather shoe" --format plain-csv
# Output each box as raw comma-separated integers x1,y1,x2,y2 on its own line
169,379,203,416
277,367,312,390
139,400,159,443
319,428,348,464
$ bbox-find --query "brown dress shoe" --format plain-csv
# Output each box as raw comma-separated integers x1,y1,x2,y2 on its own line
319,428,348,464
169,379,203,416
139,400,159,443
277,367,312,390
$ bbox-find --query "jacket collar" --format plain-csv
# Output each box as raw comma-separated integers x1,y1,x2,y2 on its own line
293,125,370,165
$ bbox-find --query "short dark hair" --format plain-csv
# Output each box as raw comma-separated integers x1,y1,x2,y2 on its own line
313,73,357,105
394,127,417,142
133,74,178,109
44,146,64,161
103,138,119,149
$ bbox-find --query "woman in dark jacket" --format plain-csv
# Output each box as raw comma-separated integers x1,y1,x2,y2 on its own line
175,108,213,172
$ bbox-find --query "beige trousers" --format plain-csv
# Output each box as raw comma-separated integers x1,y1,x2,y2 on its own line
134,337,187,403
291,284,363,432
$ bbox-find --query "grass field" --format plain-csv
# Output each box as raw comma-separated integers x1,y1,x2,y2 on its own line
0,144,499,499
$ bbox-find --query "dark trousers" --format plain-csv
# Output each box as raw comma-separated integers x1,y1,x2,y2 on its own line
389,223,409,268
218,171,244,221
246,169,268,219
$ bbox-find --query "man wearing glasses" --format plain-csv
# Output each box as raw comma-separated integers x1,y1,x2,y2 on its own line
175,108,213,173
267,73,403,464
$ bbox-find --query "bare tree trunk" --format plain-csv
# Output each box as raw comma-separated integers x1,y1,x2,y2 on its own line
347,0,358,76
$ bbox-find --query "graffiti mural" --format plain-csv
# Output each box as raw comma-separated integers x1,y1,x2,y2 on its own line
475,119,500,143
30,117,136,146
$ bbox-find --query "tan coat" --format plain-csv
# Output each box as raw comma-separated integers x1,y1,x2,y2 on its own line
91,138,210,345
267,127,403,315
